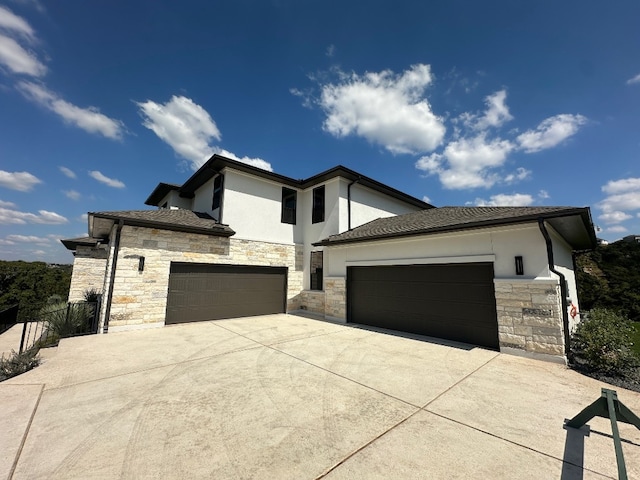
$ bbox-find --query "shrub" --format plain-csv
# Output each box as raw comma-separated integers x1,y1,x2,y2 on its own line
571,308,636,373
41,301,91,338
47,294,63,305
83,288,101,303
0,348,40,382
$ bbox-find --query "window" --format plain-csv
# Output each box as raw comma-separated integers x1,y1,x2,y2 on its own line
312,185,325,224
310,251,323,290
281,187,297,224
211,174,224,222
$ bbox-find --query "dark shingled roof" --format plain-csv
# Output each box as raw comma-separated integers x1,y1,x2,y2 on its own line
89,209,236,238
60,236,101,251
314,206,596,249
145,154,433,210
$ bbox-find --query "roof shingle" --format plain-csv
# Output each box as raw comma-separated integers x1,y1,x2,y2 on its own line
90,209,235,237
315,206,591,246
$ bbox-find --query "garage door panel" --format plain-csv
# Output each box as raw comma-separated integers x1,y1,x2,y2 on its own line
348,263,499,349
166,263,287,324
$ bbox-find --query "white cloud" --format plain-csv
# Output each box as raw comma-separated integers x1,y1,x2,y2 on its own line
602,177,640,195
0,199,17,207
88,170,125,189
516,114,587,153
63,189,80,200
318,64,446,154
137,95,220,166
0,34,45,76
607,225,628,233
472,193,534,207
7,0,45,13
504,167,531,184
137,95,271,171
598,211,633,224
6,234,49,244
0,7,45,77
538,189,550,199
599,191,640,212
18,81,125,139
59,166,76,179
0,5,36,41
463,90,513,131
422,195,431,203
0,169,41,191
326,44,335,57
416,134,515,189
214,148,273,172
79,213,88,222
626,73,640,85
0,206,67,224
597,177,640,229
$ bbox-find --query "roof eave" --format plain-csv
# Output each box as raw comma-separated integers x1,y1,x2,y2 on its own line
314,208,596,248
89,213,236,238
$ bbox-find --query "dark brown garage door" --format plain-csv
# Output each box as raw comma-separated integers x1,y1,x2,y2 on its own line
166,263,287,324
347,263,499,349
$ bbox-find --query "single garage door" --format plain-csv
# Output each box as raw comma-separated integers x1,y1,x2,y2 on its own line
347,263,499,349
166,263,287,324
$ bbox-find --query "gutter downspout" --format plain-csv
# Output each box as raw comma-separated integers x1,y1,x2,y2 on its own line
102,220,124,333
347,177,361,231
538,218,571,360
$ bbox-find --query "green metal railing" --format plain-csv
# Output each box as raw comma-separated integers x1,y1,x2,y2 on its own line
566,388,640,479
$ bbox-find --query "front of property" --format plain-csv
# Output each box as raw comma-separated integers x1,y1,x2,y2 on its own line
63,154,596,362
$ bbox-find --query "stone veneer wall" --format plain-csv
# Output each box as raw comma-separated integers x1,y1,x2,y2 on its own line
494,279,565,357
324,277,346,321
103,225,304,331
68,245,108,302
296,291,325,315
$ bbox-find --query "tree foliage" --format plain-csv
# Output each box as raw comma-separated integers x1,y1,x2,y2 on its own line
575,241,640,322
0,261,72,322
571,308,635,373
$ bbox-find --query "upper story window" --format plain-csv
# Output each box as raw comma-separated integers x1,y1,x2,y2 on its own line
211,174,224,222
312,185,325,224
281,187,297,224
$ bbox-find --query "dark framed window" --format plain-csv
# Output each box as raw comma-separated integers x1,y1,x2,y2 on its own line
281,187,297,224
312,185,325,224
310,251,323,290
212,174,224,221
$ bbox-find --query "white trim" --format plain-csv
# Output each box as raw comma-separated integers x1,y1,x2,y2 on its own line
327,222,540,250
493,278,559,285
345,254,495,267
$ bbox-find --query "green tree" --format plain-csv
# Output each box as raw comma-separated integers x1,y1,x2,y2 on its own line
0,261,72,322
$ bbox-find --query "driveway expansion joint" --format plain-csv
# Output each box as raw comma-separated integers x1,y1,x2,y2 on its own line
424,410,612,478
8,383,44,480
421,352,499,410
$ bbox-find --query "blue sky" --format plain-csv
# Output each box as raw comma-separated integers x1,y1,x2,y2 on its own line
1,0,639,263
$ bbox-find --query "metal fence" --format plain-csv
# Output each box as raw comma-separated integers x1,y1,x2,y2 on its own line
0,304,18,335
19,301,100,354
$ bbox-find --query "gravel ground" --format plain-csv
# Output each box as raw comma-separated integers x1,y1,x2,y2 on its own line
570,361,640,393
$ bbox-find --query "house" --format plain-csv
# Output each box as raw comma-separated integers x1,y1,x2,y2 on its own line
622,234,640,244
62,154,596,362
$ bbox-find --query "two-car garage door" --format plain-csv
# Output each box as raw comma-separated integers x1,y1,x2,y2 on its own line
165,263,287,324
347,263,499,350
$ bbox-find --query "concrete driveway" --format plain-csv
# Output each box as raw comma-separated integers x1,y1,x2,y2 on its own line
1,313,639,479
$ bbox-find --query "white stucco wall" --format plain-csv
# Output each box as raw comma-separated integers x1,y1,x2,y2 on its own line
325,223,550,280
221,170,302,244
339,180,423,232
192,177,216,214
549,224,581,331
158,191,192,210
